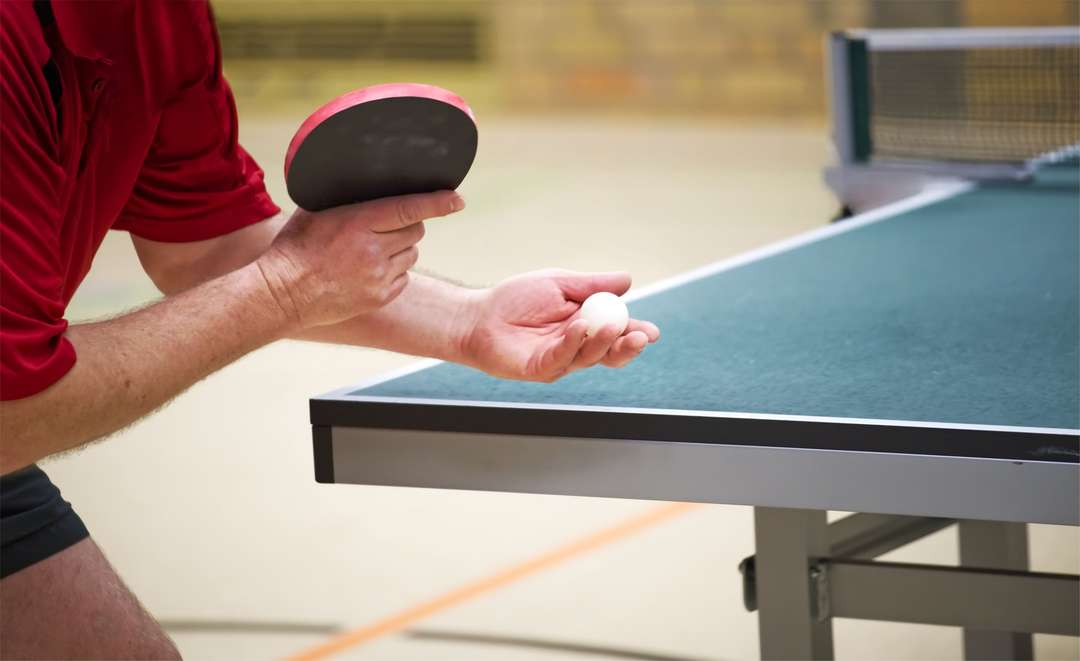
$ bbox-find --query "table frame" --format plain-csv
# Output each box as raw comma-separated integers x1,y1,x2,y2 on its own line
744,510,1078,660
311,418,1079,526
312,418,1079,659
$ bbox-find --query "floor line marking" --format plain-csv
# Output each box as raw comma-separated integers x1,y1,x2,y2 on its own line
285,501,704,660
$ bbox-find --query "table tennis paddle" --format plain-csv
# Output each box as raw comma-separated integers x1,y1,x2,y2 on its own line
284,83,478,212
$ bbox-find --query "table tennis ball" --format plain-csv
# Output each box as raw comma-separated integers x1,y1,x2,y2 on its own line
578,292,629,336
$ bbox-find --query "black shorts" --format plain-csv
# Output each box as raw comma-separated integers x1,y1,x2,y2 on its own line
0,465,89,579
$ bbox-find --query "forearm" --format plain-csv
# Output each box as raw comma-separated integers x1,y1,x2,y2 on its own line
0,263,290,473
136,196,475,364
136,215,476,361
293,272,480,363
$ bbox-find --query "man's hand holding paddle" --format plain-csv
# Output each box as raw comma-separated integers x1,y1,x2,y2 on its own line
258,191,463,329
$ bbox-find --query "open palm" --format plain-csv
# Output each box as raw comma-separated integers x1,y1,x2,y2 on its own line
463,269,660,382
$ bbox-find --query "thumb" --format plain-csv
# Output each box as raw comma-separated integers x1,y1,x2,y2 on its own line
359,190,465,232
551,270,632,302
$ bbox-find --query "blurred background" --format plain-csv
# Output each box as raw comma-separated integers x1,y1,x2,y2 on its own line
48,1,1079,660
214,0,1077,118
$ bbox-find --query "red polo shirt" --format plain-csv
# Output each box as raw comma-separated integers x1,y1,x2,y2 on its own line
1,0,280,400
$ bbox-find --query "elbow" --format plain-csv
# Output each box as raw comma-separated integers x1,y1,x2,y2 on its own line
0,438,33,477
0,408,20,473
0,400,56,475
0,458,31,478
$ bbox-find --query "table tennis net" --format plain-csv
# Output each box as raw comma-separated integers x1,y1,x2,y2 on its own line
837,28,1080,167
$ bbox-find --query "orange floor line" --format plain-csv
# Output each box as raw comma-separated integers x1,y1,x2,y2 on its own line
286,501,703,661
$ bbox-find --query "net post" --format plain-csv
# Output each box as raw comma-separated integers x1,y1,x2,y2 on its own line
827,31,856,166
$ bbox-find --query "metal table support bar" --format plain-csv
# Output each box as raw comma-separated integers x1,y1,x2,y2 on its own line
740,513,957,612
828,559,1080,636
743,512,1078,661
958,520,1033,660
824,513,955,559
752,508,834,660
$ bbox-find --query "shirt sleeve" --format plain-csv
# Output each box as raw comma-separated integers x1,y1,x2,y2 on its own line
0,2,76,401
112,5,279,242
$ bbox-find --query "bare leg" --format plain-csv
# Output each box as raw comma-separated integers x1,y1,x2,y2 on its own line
0,537,180,660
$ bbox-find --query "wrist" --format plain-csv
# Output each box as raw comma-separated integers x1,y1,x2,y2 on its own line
240,259,302,339
253,249,306,332
449,285,488,367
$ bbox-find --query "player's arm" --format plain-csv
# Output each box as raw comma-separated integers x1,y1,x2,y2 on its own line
299,268,661,378
133,208,475,363
135,208,660,380
0,193,458,474
0,263,286,473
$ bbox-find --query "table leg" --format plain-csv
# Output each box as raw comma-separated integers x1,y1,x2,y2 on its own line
754,507,835,660
957,520,1034,660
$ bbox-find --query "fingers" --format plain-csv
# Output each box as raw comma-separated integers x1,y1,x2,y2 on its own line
569,324,623,371
550,270,632,302
626,318,661,343
601,331,649,368
383,271,410,305
362,191,465,232
388,245,420,276
539,318,657,381
538,319,589,378
381,221,426,254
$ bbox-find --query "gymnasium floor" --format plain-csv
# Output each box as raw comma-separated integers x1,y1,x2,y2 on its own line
47,118,1079,660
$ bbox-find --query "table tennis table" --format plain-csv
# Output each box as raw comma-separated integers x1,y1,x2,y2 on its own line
310,165,1079,659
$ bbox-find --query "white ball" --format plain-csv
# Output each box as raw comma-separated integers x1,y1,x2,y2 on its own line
578,292,629,336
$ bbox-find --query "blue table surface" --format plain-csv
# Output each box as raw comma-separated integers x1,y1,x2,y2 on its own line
355,168,1080,431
